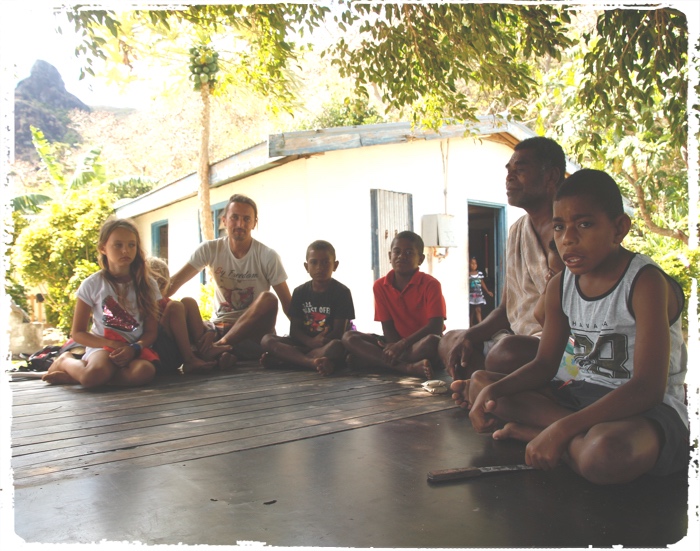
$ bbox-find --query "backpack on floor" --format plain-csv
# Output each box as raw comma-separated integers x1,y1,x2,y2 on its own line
23,339,85,372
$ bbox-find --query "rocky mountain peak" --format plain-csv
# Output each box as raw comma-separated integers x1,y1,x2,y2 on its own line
14,60,90,161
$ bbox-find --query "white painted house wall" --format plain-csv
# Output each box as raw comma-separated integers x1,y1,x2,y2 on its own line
117,123,534,336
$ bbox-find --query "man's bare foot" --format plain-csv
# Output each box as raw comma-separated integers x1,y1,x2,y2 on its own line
201,343,232,361
403,360,433,379
450,379,471,409
181,356,217,374
42,369,77,385
493,422,541,443
217,351,237,370
312,357,335,376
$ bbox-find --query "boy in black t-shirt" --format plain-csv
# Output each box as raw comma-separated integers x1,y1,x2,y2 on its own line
260,240,355,375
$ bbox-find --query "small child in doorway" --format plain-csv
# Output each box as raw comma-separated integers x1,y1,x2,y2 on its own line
469,257,493,325
452,169,688,484
260,240,355,375
148,257,234,373
342,231,446,379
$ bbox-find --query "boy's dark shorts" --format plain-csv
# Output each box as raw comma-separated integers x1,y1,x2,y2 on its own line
152,326,184,375
550,380,689,477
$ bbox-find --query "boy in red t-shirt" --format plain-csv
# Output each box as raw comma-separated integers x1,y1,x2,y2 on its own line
342,231,446,379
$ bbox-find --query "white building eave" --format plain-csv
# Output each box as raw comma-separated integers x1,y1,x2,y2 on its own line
116,118,577,220
115,142,297,219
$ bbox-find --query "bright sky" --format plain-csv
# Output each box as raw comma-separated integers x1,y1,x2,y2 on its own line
3,0,152,108
3,0,699,110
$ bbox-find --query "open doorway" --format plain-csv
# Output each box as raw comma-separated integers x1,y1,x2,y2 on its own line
467,202,506,320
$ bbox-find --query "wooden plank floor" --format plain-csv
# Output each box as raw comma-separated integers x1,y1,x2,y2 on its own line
10,363,453,488
6,363,695,547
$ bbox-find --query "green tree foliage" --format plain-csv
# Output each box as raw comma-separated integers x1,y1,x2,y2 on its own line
519,7,696,324
11,194,52,215
62,4,329,240
5,211,31,312
12,186,115,333
328,2,695,254
625,226,700,331
300,94,387,130
578,9,688,153
107,176,159,200
62,3,694,173
327,3,691,146
327,2,574,127
532,26,691,241
64,5,329,105
9,127,157,332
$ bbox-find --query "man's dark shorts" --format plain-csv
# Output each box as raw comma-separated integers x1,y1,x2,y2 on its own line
550,380,689,477
203,320,263,360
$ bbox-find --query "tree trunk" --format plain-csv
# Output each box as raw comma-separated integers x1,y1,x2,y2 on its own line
198,81,214,241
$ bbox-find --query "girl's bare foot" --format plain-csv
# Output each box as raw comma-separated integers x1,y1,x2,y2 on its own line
312,357,335,376
42,368,77,385
181,356,217,374
450,379,471,409
493,422,541,443
217,351,237,370
404,360,433,379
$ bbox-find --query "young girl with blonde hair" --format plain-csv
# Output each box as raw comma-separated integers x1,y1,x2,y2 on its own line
44,217,160,388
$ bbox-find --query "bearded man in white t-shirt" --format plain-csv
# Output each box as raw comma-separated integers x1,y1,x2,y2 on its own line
167,194,292,360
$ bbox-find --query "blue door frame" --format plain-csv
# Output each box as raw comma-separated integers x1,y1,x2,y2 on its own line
467,201,506,307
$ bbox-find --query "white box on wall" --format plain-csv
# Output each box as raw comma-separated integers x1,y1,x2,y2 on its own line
421,214,458,247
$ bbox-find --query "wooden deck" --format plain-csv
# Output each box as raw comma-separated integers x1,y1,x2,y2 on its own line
4,363,695,548
10,364,451,489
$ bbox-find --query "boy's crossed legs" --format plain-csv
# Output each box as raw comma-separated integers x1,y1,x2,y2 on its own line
452,371,667,485
342,331,437,379
260,335,345,376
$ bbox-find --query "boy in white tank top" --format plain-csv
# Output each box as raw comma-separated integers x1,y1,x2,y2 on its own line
452,169,688,484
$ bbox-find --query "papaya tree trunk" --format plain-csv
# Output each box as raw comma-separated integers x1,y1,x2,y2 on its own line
198,81,214,241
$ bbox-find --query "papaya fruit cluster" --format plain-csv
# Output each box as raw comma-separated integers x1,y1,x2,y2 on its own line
189,46,219,90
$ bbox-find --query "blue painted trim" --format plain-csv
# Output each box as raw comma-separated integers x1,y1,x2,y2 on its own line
150,219,168,258
468,201,507,308
212,200,228,238
370,190,380,281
